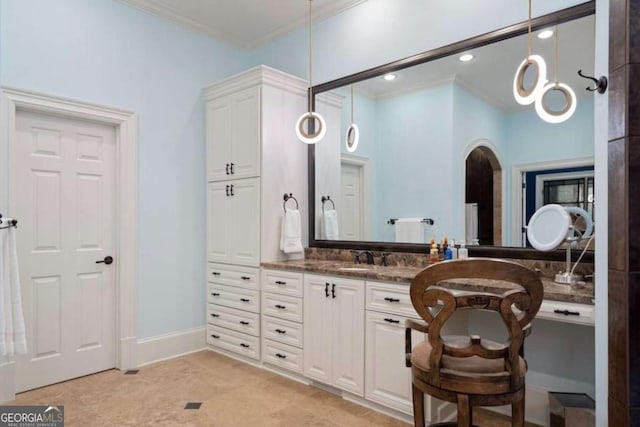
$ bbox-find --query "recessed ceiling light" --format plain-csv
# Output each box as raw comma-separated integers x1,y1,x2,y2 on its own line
538,29,554,39
383,73,397,81
459,53,474,62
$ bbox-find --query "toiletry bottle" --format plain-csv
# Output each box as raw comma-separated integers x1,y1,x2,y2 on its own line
429,239,439,263
458,240,468,259
444,237,453,260
450,239,458,260
439,238,447,261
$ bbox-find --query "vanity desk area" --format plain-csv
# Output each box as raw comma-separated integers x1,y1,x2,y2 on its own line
258,253,595,425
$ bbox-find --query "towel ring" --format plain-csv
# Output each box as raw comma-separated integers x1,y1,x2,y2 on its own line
0,213,18,229
283,193,299,213
321,195,335,212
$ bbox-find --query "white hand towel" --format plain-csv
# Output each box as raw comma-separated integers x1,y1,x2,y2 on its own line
394,218,425,244
322,210,339,240
281,209,303,254
0,222,27,356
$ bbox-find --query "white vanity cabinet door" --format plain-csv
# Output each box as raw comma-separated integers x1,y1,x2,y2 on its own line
206,87,260,182
331,277,365,396
304,275,334,385
206,96,232,182
229,178,260,266
365,310,425,415
207,179,260,266
229,86,261,180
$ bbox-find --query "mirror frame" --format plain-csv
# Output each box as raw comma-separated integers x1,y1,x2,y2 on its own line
308,1,595,262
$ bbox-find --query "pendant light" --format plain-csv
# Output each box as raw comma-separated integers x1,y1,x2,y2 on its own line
534,25,577,123
296,0,327,144
513,0,548,105
345,85,359,152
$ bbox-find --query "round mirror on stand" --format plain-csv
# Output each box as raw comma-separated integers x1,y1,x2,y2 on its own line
527,204,593,285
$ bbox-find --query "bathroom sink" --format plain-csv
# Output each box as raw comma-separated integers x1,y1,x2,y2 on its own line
337,267,373,272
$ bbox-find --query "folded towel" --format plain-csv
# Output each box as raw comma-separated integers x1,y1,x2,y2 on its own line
321,209,339,240
395,218,425,243
0,221,27,356
280,209,303,254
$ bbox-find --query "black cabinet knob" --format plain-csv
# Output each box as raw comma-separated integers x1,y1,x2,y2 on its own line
96,256,114,265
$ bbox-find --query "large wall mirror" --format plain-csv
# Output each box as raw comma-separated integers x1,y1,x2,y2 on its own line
309,2,595,261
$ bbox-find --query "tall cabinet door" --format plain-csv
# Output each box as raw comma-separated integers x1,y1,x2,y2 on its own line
230,86,261,180
331,277,365,396
304,275,333,385
206,97,232,182
229,177,260,266
207,182,232,263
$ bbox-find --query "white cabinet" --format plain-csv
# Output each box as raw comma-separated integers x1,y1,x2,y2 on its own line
304,274,365,396
207,178,260,266
206,86,260,182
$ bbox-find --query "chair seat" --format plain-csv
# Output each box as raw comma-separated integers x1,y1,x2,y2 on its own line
411,336,526,395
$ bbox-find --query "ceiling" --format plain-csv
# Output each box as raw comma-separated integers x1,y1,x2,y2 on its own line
119,0,367,49
354,15,595,113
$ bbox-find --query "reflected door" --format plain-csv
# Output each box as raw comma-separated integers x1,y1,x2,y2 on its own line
340,162,363,240
14,110,116,392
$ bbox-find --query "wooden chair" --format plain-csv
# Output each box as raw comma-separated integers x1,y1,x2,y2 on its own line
405,258,544,427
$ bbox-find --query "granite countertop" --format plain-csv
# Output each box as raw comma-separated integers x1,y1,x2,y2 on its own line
261,259,594,305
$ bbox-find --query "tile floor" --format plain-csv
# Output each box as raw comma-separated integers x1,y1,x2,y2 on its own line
4,350,540,426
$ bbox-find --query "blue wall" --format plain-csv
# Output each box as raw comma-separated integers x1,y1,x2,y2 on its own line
0,0,251,339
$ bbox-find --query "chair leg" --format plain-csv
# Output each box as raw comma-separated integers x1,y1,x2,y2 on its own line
412,383,425,427
456,394,471,427
512,394,525,427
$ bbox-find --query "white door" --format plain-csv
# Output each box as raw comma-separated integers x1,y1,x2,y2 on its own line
331,277,365,396
230,87,261,180
207,181,232,264
303,275,333,384
14,110,116,392
340,162,363,241
206,97,232,182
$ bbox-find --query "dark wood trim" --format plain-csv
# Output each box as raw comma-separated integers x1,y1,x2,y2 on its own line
307,1,595,263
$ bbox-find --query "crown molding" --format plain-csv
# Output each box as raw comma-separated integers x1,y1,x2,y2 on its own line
204,65,308,99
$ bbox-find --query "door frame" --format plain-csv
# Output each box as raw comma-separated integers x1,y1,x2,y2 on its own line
0,87,138,401
510,157,593,247
340,153,370,240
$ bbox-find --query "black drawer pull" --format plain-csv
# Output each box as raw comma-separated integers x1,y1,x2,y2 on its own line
240,298,250,302
384,297,400,303
325,283,330,298
211,293,220,296
239,321,250,325
240,343,250,348
241,276,251,280
274,329,287,334
275,280,287,285
384,318,400,324
230,162,234,174
210,313,219,318
226,163,229,175
212,271,221,276
211,334,220,339
275,353,287,359
332,283,336,299
275,304,286,309
554,309,580,316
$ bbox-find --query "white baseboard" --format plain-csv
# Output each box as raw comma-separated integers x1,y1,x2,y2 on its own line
136,326,206,367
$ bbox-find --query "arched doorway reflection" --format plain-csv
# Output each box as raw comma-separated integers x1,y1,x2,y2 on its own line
465,146,502,245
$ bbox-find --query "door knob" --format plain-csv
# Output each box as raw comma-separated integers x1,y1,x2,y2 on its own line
96,256,114,265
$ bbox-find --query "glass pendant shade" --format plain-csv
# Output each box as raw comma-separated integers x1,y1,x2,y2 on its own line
345,123,359,152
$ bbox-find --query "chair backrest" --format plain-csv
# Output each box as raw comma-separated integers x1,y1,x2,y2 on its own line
409,258,544,387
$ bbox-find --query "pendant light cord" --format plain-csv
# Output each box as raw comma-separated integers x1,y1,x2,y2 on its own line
308,0,313,113
527,0,532,58
554,25,559,85
350,85,354,122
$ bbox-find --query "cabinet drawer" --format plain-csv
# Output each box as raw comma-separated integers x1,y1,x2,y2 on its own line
262,293,303,323
207,284,260,313
207,304,260,336
366,281,417,317
262,316,303,348
261,269,303,297
207,325,260,360
537,300,595,326
263,339,303,374
208,264,259,289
